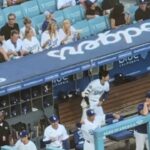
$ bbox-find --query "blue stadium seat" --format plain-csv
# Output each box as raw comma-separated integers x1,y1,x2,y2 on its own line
20,1,40,18
36,0,56,13
53,10,65,28
32,14,45,34
128,5,138,23
88,16,108,35
63,5,82,24
73,20,91,39
17,18,24,28
0,10,6,27
79,5,86,19
2,5,24,21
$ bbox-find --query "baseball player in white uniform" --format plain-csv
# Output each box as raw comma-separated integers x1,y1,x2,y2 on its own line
81,109,102,150
81,70,110,121
14,130,37,150
134,92,150,150
43,114,69,150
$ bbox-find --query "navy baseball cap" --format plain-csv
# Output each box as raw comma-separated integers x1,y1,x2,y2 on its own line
86,109,95,117
139,0,148,4
20,130,28,138
146,92,150,98
49,114,58,123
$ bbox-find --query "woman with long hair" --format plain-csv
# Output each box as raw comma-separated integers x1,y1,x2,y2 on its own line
109,3,130,29
23,27,42,54
59,19,80,45
41,22,60,49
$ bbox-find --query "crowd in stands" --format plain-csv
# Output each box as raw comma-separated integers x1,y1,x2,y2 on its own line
0,0,150,62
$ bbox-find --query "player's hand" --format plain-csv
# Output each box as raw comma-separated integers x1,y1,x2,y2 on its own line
144,102,149,106
97,101,103,106
113,113,120,120
51,137,57,142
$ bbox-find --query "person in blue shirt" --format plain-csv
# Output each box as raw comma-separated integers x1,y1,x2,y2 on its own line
73,123,84,150
134,92,150,150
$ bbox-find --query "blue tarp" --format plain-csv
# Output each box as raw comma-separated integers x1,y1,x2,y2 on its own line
0,20,150,95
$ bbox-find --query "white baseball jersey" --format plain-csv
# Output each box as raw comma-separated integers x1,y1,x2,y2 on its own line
23,36,42,54
43,124,69,148
57,0,76,9
41,30,61,49
14,139,37,150
81,117,102,143
5,39,24,52
82,79,109,108
20,26,36,39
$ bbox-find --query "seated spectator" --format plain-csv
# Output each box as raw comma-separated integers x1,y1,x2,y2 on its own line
8,0,23,6
85,0,103,19
23,28,42,54
41,11,56,33
102,0,120,15
20,17,36,39
135,0,150,21
41,22,60,49
57,0,76,9
59,19,80,45
5,30,28,57
0,29,15,61
109,3,130,29
1,13,20,40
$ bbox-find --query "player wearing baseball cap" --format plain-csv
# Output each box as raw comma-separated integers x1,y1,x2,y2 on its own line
81,70,109,121
134,92,150,150
81,109,102,150
14,130,37,150
43,114,69,150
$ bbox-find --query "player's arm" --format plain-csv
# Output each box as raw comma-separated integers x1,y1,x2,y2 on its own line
101,81,110,101
82,82,94,98
140,103,149,116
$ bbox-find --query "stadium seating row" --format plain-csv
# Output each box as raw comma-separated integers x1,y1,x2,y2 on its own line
0,0,138,40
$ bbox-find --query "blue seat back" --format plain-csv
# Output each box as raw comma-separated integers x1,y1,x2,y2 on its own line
0,10,6,27
73,20,91,39
53,10,65,28
32,14,45,33
88,16,108,35
63,5,82,24
21,1,40,18
37,0,56,13
128,5,138,22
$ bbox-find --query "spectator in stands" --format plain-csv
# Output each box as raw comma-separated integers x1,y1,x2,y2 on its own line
0,111,10,146
134,92,150,150
20,17,36,39
43,114,70,150
101,0,119,15
85,0,103,19
5,0,23,7
59,19,80,45
57,0,76,10
109,3,130,29
135,0,150,21
23,27,42,54
0,29,16,61
15,130,37,150
41,11,56,33
41,22,60,50
5,30,28,57
1,13,19,40
0,30,9,61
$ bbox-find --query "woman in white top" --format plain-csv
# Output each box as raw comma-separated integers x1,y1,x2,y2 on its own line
20,17,36,39
23,27,42,54
41,22,61,49
59,19,80,45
